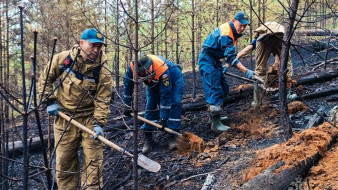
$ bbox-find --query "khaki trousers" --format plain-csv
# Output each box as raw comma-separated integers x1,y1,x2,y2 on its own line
255,35,293,80
54,115,103,190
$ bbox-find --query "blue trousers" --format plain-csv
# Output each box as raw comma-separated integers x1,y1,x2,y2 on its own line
141,77,184,131
198,50,229,106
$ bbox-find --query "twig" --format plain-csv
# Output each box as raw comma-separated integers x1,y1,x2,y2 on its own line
180,168,222,182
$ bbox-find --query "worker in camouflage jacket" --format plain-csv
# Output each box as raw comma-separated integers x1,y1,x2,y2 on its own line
198,12,261,131
38,28,112,189
123,54,184,154
237,22,293,83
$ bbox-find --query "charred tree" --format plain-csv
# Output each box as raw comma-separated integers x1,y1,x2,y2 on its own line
279,0,300,140
116,0,120,93
176,0,180,65
133,0,139,189
191,0,196,98
151,0,155,54
18,5,29,189
5,0,9,123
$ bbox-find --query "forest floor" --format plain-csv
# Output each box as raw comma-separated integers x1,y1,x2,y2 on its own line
7,41,338,190
101,43,337,190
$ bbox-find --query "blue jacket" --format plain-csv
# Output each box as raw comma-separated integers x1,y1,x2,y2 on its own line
202,21,242,67
123,55,183,119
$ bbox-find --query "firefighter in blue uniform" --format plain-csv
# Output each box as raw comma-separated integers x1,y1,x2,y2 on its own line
198,11,263,131
123,54,184,153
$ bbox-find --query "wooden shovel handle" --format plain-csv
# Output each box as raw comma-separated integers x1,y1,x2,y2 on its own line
58,111,133,157
131,113,182,137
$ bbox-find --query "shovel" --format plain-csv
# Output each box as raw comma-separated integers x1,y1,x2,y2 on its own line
58,111,161,173
131,113,205,154
131,113,182,136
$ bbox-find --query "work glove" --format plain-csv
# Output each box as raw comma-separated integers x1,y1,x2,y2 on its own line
222,65,227,75
160,118,168,131
46,102,60,116
245,69,255,79
93,124,104,142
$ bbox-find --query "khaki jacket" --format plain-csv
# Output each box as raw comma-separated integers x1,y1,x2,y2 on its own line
38,45,113,125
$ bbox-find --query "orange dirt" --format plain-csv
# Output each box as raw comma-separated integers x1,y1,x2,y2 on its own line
236,114,276,139
266,63,295,88
244,122,338,182
287,101,308,114
177,132,205,156
303,143,338,190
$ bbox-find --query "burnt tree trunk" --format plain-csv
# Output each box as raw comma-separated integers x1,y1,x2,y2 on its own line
216,0,219,27
133,0,139,189
5,0,9,123
262,0,266,23
116,0,120,93
191,0,196,98
176,0,180,65
151,0,155,54
279,0,300,140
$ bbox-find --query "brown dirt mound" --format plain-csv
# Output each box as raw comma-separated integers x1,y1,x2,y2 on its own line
288,101,308,114
244,122,338,182
177,132,205,155
266,63,295,88
303,143,338,190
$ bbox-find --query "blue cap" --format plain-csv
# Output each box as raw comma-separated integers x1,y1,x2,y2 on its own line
234,11,249,25
81,28,105,45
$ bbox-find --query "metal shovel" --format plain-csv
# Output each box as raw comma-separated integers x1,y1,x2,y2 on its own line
58,111,161,173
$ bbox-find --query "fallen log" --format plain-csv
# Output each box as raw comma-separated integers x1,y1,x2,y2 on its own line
295,29,338,36
182,84,254,113
293,68,338,85
8,135,50,157
294,87,338,101
241,122,338,190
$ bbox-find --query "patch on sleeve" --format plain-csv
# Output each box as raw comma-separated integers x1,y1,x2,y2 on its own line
162,74,169,86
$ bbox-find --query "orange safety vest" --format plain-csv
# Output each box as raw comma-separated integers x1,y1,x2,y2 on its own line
220,22,237,45
130,55,168,80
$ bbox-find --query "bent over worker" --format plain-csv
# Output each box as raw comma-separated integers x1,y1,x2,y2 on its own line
122,54,184,154
38,28,113,189
237,22,293,84
198,11,262,131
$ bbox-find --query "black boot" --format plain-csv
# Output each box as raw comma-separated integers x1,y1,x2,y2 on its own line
142,132,154,154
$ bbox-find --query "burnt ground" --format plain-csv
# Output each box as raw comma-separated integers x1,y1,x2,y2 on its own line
4,41,338,189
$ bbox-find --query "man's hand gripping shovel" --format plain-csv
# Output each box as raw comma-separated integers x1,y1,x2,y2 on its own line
58,111,161,173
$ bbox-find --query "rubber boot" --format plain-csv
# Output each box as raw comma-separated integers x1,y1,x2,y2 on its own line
168,131,179,151
142,132,154,154
211,115,230,131
220,116,229,121
208,105,230,131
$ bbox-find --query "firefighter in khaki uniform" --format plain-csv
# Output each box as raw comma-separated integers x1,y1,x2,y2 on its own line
122,54,184,154
38,28,113,189
237,22,293,83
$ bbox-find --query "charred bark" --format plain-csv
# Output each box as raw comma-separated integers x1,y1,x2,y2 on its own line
279,0,299,140
295,29,338,36
294,68,338,85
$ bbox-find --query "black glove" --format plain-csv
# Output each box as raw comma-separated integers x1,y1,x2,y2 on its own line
160,119,168,131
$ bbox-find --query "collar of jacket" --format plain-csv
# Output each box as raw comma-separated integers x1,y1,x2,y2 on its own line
69,45,106,70
229,21,243,40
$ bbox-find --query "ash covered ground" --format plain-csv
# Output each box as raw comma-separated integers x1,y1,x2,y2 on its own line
5,40,338,189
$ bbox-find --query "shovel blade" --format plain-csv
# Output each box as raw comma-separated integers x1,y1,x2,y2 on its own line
136,154,161,172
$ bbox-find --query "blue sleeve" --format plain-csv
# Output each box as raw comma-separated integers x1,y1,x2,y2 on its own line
250,39,257,50
122,66,134,106
159,70,172,119
220,35,240,68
